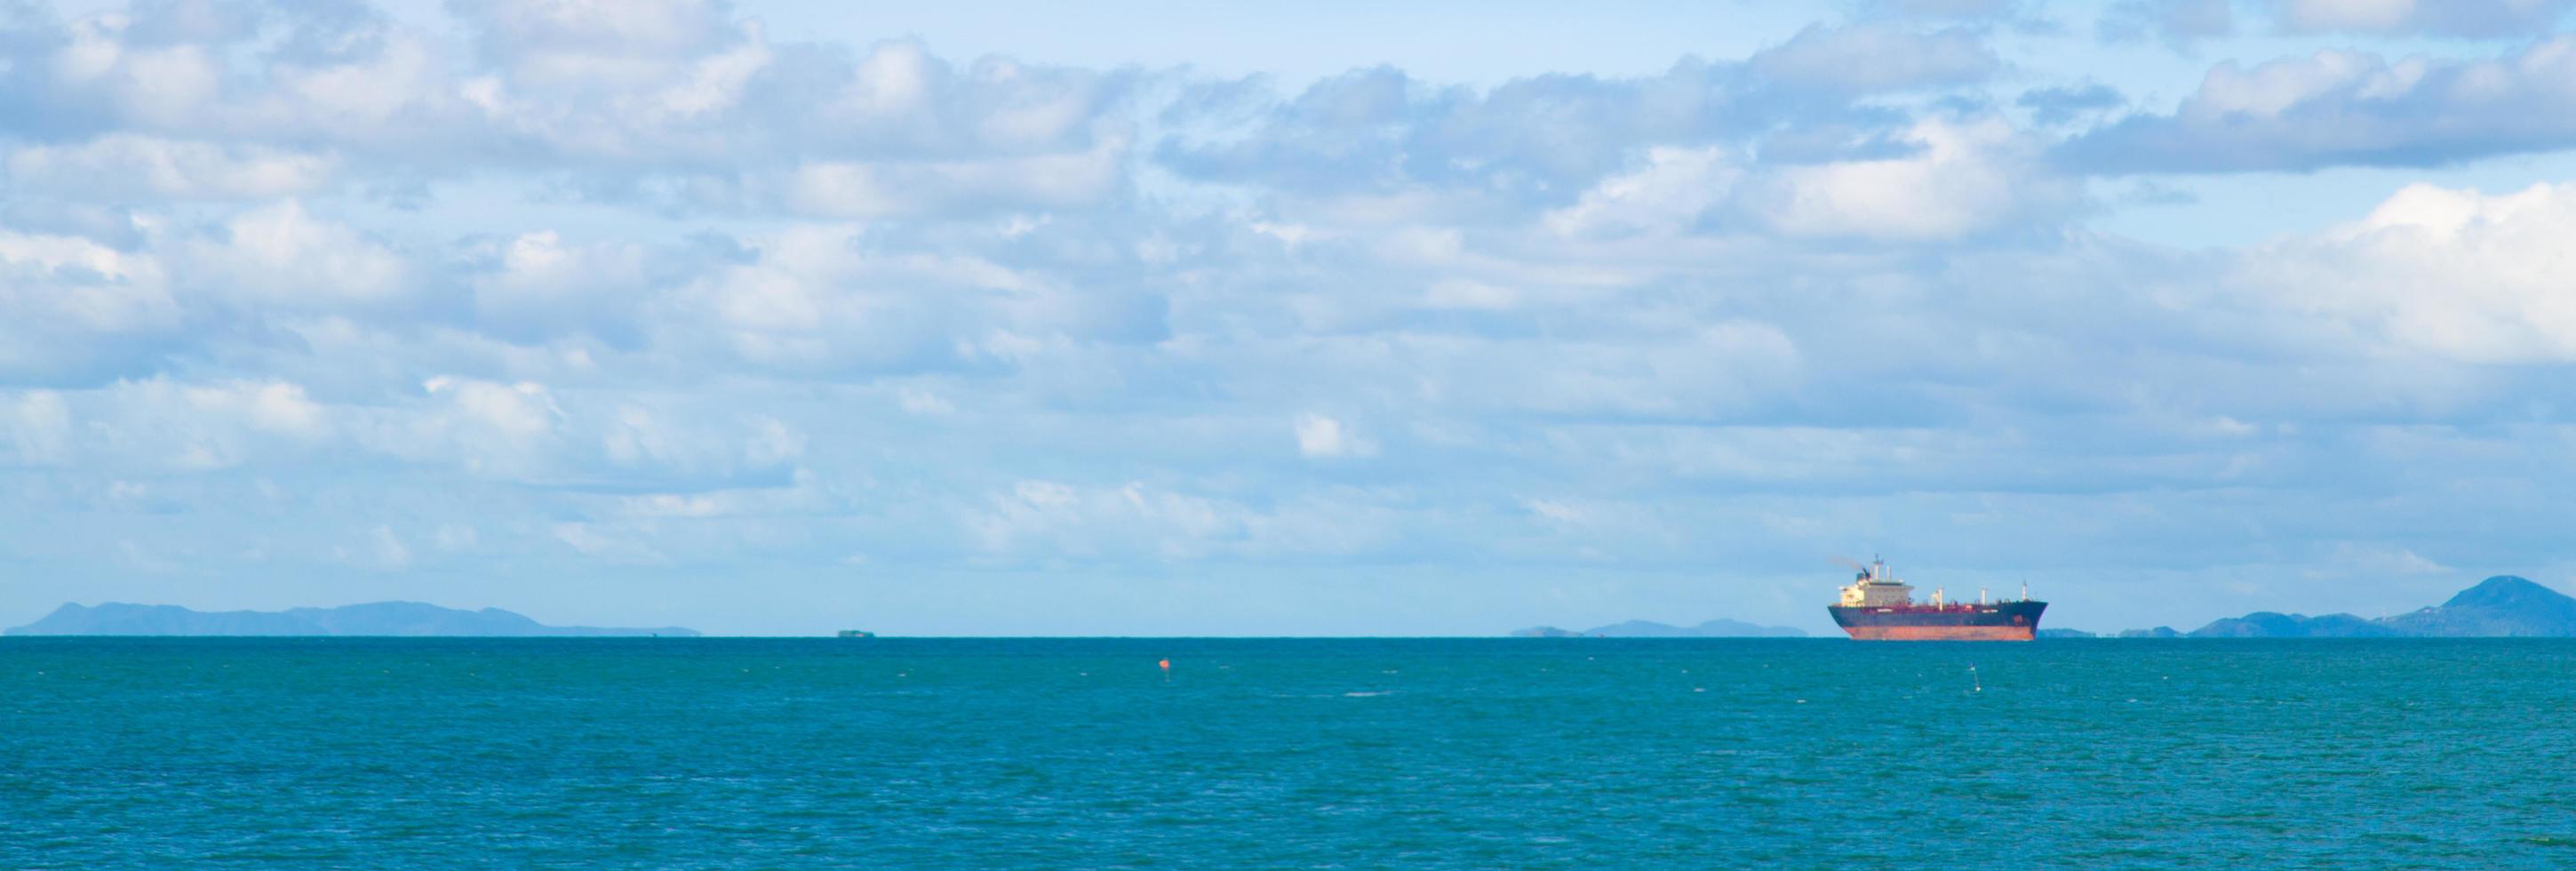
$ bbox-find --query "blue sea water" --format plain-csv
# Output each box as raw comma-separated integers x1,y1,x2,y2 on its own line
5,637,2575,867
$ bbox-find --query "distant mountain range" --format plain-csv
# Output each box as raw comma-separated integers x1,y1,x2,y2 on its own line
1511,618,1806,638
4,602,698,637
2181,576,2576,638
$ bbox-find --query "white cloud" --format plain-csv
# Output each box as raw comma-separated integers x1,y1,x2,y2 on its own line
1422,278,1520,310
968,479,1226,559
2245,180,2576,363
1747,24,1999,95
0,228,179,380
1523,497,1587,525
897,388,956,415
553,521,670,564
775,137,1128,219
1294,413,1377,459
2,391,74,466
364,524,412,570
52,16,226,128
184,380,331,439
1543,146,1741,239
600,404,805,479
396,376,566,475
2273,0,2573,36
2062,37,2576,172
435,523,480,551
7,136,340,199
463,0,736,90
187,201,409,308
13,1,2576,635
69,378,335,471
1760,117,2070,240
962,478,1403,563
465,230,649,340
615,469,835,519
2325,541,2449,575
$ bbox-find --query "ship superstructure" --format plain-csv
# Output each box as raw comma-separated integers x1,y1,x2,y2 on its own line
1826,557,2046,641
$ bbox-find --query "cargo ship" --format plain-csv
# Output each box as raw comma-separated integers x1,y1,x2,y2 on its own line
1827,557,2046,641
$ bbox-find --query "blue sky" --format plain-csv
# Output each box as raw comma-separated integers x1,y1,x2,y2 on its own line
7,0,2576,635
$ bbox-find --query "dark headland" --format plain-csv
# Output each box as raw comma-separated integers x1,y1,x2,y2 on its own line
4,602,698,637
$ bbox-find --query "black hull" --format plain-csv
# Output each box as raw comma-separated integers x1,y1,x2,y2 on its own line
1828,601,2047,641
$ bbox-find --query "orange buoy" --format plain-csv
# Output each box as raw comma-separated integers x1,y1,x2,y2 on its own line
1158,659,1170,670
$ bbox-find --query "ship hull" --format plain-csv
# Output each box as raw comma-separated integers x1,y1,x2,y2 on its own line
1828,601,2046,642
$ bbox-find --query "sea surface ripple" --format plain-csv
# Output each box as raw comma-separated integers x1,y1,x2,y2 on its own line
5,637,2574,867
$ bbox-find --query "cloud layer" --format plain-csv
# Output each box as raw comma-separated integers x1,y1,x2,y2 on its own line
4,0,2576,635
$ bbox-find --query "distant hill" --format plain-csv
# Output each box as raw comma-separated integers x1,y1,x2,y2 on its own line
2377,576,2576,636
1510,619,1805,638
2188,611,2397,638
2185,576,2576,638
4,602,698,637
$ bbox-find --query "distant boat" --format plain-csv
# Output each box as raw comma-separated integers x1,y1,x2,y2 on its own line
836,629,875,638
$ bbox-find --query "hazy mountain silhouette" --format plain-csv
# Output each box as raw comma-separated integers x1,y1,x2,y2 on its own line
4,602,698,636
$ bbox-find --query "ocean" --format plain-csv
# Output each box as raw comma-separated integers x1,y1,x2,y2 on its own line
4,637,2572,867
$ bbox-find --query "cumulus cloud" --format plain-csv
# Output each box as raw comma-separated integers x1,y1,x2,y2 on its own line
553,520,670,564
349,524,411,571
14,0,2576,633
2243,180,2576,364
1293,413,1376,459
2060,38,2576,173
1,390,74,465
1878,0,2024,16
0,228,179,384
1531,116,2078,243
962,478,1407,563
1542,146,1742,239
1745,24,2001,96
459,230,651,342
772,136,1128,219
1,3,1135,220
7,135,340,199
648,222,1165,374
186,201,411,308
65,378,337,471
1757,117,2075,240
1156,48,1980,213
2270,0,2574,37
